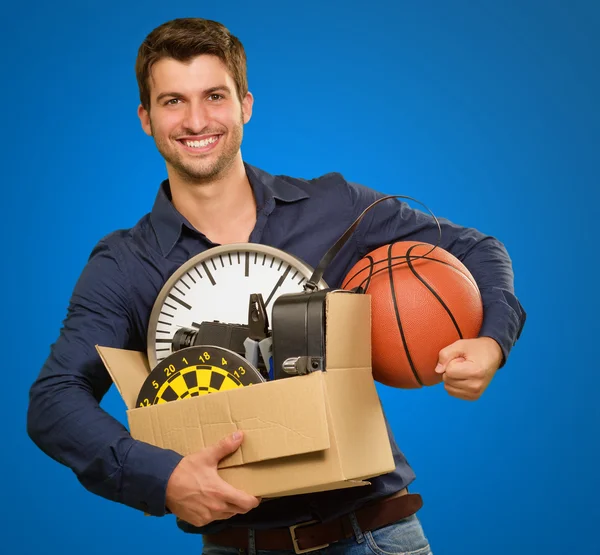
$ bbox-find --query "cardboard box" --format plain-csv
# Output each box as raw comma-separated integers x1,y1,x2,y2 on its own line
96,291,395,498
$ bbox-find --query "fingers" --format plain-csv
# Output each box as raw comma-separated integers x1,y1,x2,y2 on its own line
166,431,261,528
436,340,468,372
182,481,260,527
442,359,476,380
205,431,244,465
203,496,258,519
442,361,488,401
176,479,260,527
191,431,260,512
215,479,262,513
200,433,260,513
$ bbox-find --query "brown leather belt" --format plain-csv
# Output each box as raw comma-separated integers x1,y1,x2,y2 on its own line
204,490,423,554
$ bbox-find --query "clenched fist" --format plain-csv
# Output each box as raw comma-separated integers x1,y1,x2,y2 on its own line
435,337,504,401
165,431,261,527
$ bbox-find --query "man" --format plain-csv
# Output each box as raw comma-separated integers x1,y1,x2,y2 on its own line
27,17,526,555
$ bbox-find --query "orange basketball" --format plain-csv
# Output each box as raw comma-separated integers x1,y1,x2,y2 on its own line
341,241,483,388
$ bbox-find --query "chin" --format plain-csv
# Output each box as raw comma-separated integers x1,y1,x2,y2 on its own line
181,161,226,181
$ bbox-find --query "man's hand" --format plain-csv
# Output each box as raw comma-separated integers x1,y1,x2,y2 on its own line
165,431,261,527
434,337,504,401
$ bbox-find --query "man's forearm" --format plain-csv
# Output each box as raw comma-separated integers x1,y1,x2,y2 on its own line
27,360,183,515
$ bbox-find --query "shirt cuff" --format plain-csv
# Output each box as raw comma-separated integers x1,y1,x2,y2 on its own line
478,292,526,367
121,440,184,516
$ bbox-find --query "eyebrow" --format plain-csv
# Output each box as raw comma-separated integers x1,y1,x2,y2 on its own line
156,85,233,103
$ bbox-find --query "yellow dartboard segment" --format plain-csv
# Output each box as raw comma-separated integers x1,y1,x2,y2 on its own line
136,345,265,408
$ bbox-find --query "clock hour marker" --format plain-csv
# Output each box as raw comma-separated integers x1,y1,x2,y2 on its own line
201,262,216,285
168,293,192,310
187,271,196,284
245,252,249,276
174,285,186,296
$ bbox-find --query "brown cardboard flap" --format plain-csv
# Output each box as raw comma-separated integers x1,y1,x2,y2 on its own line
218,449,370,497
216,370,371,497
326,292,371,370
324,367,395,478
126,371,331,468
96,346,150,410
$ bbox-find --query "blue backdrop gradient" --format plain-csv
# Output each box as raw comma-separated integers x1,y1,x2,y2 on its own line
3,1,598,553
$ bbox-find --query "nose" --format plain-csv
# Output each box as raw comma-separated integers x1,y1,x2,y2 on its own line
182,99,209,133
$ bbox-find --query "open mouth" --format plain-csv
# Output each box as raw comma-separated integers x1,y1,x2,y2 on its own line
177,134,222,153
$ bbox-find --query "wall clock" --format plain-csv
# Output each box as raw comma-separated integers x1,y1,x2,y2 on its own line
146,243,328,369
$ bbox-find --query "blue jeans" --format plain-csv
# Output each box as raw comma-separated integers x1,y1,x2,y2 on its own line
202,514,433,555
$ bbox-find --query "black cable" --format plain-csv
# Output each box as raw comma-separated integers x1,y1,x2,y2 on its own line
304,195,442,292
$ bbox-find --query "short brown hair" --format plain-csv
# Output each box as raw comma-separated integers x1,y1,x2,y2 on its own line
135,18,248,111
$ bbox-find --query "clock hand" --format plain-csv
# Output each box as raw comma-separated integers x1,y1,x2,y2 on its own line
264,265,291,307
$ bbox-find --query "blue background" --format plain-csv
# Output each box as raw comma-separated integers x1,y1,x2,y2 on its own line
2,1,598,553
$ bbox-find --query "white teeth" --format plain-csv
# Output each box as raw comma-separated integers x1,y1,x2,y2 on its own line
184,136,219,148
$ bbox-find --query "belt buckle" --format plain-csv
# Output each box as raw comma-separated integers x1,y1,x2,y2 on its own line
289,519,329,554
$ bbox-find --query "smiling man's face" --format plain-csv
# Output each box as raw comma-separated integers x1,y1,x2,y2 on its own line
138,54,253,182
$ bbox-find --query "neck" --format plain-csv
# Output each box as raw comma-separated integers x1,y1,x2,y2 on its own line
167,155,257,244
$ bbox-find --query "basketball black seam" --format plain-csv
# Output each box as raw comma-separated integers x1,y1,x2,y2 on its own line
350,254,463,291
386,243,423,387
363,255,375,291
405,244,464,341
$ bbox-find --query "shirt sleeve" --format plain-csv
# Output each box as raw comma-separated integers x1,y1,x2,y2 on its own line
347,181,526,365
27,239,183,516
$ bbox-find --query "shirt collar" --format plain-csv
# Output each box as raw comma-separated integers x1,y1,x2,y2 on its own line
150,162,310,256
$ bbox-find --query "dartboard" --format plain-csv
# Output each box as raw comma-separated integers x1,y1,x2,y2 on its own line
136,345,265,408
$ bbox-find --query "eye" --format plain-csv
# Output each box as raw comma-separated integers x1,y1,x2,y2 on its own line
208,93,224,101
165,98,180,106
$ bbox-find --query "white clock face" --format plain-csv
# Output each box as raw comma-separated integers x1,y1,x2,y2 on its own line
146,243,327,368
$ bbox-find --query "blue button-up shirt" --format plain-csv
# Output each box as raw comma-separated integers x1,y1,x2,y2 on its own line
27,163,525,534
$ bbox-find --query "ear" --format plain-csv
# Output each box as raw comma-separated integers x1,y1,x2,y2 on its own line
242,91,254,124
137,104,153,136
